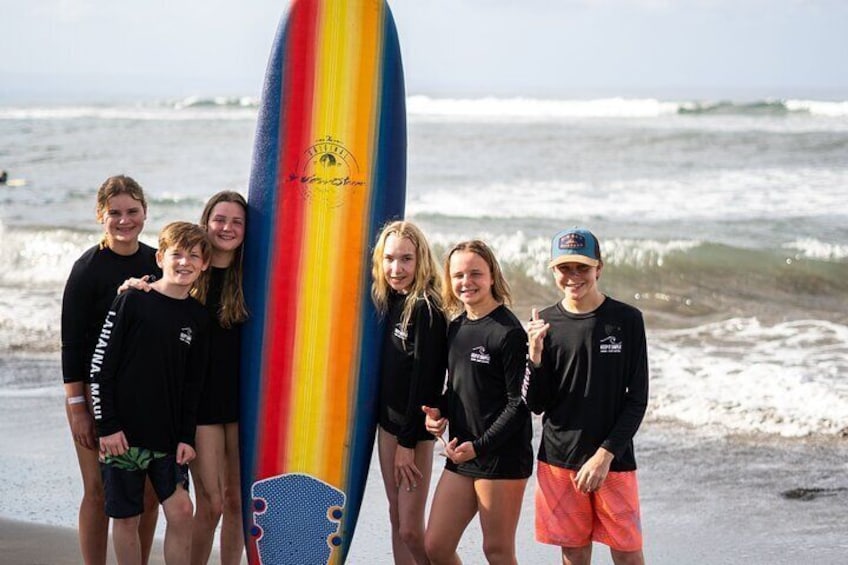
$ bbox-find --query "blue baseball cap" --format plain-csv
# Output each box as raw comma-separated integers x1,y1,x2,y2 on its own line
548,228,601,268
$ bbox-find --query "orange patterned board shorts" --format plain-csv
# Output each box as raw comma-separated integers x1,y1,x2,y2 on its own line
535,461,643,552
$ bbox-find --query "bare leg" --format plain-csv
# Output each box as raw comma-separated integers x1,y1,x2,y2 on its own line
475,478,527,565
424,470,478,565
611,548,645,565
219,422,245,565
112,515,143,565
377,428,433,564
163,486,195,565
139,478,159,565
190,425,225,565
67,405,109,565
562,545,592,565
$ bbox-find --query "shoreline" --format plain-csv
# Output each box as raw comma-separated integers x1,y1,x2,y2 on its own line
2,390,846,564
0,518,168,565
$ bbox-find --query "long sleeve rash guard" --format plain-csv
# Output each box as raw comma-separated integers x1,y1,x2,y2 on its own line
523,297,649,472
89,288,209,453
378,292,448,448
61,244,160,384
443,305,533,480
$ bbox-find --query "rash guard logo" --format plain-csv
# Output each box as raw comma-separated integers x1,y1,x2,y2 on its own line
599,335,622,354
470,346,491,364
179,327,193,345
393,323,408,341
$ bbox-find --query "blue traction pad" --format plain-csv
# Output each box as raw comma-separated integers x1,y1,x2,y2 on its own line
250,473,346,564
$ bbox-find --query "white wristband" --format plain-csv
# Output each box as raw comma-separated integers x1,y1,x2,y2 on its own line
67,396,86,406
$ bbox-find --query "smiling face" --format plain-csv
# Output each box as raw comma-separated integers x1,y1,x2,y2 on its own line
157,243,209,291
554,261,604,310
100,193,146,254
206,201,246,261
382,234,417,293
449,250,496,314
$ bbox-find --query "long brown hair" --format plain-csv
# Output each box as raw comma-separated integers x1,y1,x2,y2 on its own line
95,175,147,249
441,239,512,318
193,191,249,328
371,220,443,335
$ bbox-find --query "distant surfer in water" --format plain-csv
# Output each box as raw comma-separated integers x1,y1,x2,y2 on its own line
523,228,649,565
0,170,7,184
371,220,448,565
423,240,533,565
61,175,160,565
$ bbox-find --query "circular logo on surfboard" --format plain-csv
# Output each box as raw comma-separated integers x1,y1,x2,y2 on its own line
288,136,366,207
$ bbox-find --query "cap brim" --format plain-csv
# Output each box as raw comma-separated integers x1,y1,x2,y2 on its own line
548,254,599,269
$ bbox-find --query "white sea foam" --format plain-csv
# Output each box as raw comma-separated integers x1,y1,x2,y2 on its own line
648,318,848,437
0,223,93,286
406,167,848,222
782,238,848,261
785,99,848,117
171,95,258,109
424,230,701,284
0,105,257,121
407,95,679,121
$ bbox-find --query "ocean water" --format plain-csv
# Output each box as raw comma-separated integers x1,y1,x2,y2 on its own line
1,95,847,561
2,95,847,441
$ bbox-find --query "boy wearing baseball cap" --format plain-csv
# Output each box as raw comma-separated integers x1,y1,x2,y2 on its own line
524,228,649,565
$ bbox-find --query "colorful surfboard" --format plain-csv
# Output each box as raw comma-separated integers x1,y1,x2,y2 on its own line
240,1,406,563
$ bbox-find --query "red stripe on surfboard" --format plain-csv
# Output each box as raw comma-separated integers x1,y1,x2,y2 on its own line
258,0,318,480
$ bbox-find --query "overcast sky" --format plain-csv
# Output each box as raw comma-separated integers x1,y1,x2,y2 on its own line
2,0,846,102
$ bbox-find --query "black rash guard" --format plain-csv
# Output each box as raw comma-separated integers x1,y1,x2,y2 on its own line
442,305,532,480
90,288,209,453
378,292,448,448
523,297,649,472
196,267,242,425
61,244,160,384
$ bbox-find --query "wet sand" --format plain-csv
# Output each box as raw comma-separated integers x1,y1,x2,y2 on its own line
2,392,846,564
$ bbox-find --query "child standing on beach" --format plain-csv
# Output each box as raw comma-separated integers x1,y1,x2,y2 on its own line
371,220,448,565
189,191,249,565
61,175,160,565
423,240,533,565
524,228,649,565
91,222,211,565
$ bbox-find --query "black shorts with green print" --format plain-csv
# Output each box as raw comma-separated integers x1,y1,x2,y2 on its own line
100,447,189,518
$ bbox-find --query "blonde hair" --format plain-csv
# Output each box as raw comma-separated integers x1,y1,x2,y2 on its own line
193,191,249,328
441,240,512,318
95,175,147,249
371,220,443,336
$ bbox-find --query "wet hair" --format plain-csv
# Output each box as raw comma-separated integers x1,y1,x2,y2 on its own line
194,191,249,328
441,239,512,318
371,220,443,336
95,175,147,249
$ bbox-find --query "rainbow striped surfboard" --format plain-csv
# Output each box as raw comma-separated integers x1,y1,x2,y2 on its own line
240,1,406,563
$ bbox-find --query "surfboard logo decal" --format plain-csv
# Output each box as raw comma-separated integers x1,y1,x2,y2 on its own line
250,473,346,564
288,136,366,207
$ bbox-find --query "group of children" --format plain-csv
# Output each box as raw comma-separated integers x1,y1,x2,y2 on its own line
374,225,648,565
62,177,247,565
61,175,649,565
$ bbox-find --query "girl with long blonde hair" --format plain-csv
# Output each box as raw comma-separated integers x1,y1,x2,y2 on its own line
371,220,448,565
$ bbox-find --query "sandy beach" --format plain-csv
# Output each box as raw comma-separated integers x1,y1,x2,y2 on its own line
1,388,846,565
